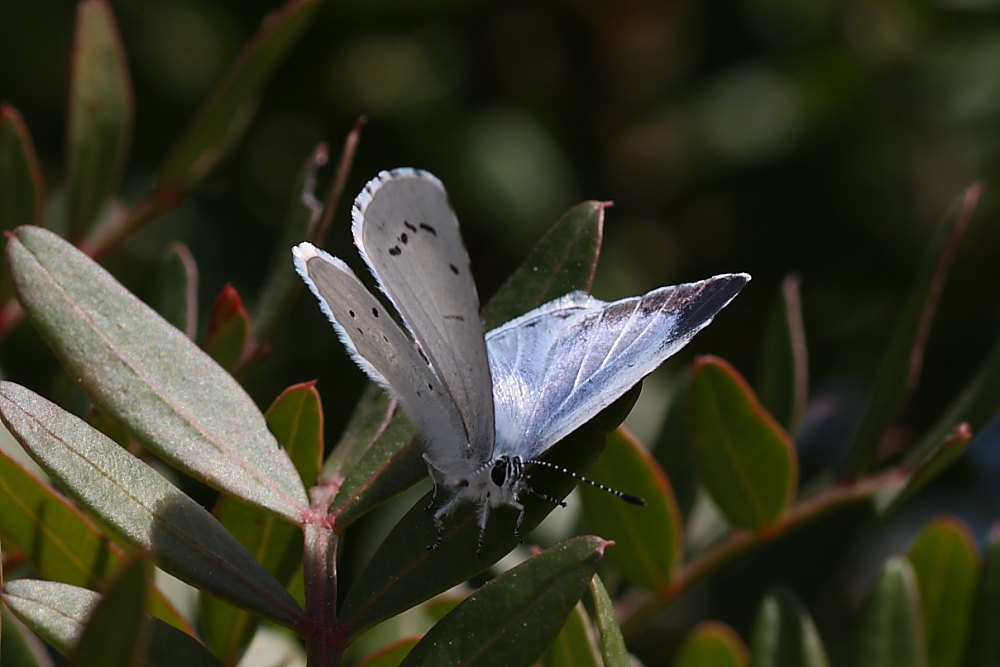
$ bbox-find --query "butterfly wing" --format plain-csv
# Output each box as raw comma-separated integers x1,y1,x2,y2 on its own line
487,273,750,459
353,169,495,463
293,243,473,475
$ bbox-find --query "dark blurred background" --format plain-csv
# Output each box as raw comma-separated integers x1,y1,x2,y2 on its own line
2,0,999,661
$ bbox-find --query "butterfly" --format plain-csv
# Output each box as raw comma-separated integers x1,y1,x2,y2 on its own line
294,168,749,553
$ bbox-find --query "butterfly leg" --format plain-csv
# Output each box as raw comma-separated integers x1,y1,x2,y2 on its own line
428,492,462,551
512,500,526,545
423,453,443,512
475,501,493,557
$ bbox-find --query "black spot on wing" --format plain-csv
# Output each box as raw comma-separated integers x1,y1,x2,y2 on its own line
400,232,409,244
419,223,437,235
388,246,401,256
348,309,356,318
371,307,379,318
404,221,417,232
449,263,459,275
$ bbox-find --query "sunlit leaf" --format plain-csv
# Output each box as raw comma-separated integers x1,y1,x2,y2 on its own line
6,226,308,520
589,575,629,667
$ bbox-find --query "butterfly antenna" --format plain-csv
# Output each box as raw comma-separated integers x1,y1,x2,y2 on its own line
526,459,646,506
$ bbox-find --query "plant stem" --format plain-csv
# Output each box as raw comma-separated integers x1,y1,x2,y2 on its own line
620,467,906,638
303,515,341,666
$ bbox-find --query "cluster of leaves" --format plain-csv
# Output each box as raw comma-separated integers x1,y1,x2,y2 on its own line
1,1,999,666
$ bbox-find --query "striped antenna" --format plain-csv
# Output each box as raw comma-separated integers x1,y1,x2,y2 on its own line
526,459,646,506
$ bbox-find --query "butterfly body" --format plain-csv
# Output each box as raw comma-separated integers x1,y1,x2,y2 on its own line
293,168,749,553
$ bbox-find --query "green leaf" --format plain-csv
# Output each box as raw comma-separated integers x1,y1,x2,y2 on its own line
673,621,748,667
908,334,1000,466
579,427,681,589
152,242,198,340
157,0,321,193
0,104,44,230
204,284,250,372
481,200,605,330
749,588,829,667
324,197,607,526
854,557,927,667
201,382,322,664
71,557,152,667
542,602,600,667
338,388,638,643
6,226,308,520
355,638,421,667
399,536,609,667
1,605,53,667
589,575,629,667
844,184,981,476
967,525,1000,666
757,275,808,433
688,356,797,530
0,382,304,630
66,0,132,242
654,373,698,519
2,580,222,666
253,143,327,342
875,424,971,517
907,517,978,667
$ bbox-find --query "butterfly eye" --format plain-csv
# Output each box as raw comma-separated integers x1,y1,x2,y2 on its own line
490,458,508,487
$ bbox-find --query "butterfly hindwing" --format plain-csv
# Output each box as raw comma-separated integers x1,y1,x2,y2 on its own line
293,243,470,473
487,273,750,459
353,169,495,464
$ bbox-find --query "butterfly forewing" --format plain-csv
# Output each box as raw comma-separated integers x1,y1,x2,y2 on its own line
487,273,750,459
292,244,470,473
353,169,495,463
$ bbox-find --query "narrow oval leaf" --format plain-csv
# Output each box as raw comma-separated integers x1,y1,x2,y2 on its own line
542,602,600,667
0,104,44,229
854,557,927,667
757,275,808,433
355,638,421,667
71,557,152,667
688,356,797,530
844,184,981,476
967,524,1000,666
1,605,54,667
589,575,629,667
0,382,305,629
2,580,221,666
876,423,971,517
399,536,609,667
157,0,321,193
338,389,638,642
673,621,748,667
325,199,607,524
579,427,681,589
66,0,132,241
906,516,978,667
749,589,830,667
482,200,605,330
6,226,307,520
205,284,250,372
201,382,322,663
152,242,199,340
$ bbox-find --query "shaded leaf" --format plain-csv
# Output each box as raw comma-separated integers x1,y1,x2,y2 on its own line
201,382,322,663
907,516,978,667
157,0,321,193
579,427,680,588
757,275,808,433
355,637,420,667
589,575,629,667
749,588,829,667
152,242,198,340
482,200,605,330
399,536,609,667
673,621,748,667
338,388,638,643
66,0,132,241
0,382,304,630
854,557,927,667
71,556,152,667
688,356,797,530
205,284,250,372
254,143,328,342
2,580,221,666
844,184,981,476
967,524,1000,666
1,605,54,667
6,226,307,520
654,373,698,519
0,104,44,230
542,602,599,667
875,423,971,517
